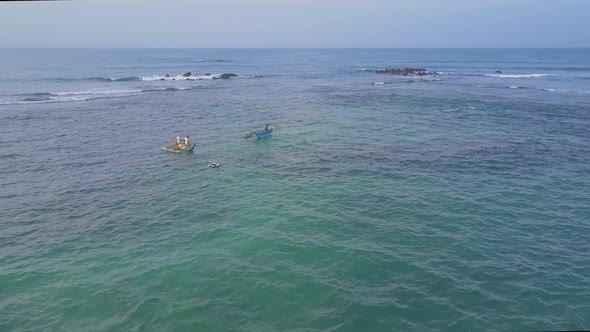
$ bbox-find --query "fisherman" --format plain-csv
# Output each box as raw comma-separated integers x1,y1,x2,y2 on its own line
184,136,190,145
265,124,269,132
176,135,181,144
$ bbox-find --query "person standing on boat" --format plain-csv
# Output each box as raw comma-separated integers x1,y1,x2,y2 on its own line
176,135,181,144
184,136,190,145
265,124,269,132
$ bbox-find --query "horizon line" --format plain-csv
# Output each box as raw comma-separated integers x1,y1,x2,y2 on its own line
1,46,589,49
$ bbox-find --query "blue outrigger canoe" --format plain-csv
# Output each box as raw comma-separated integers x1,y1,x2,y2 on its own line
255,129,273,138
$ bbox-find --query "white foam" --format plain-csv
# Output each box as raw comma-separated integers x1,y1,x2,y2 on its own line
372,82,385,85
141,74,222,81
1,96,91,105
486,73,551,78
238,74,266,79
540,88,589,94
1,87,183,106
54,89,142,96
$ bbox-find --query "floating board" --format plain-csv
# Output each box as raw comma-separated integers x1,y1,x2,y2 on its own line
161,147,182,153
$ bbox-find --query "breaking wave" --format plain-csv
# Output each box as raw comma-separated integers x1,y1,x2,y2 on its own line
52,76,142,82
140,74,224,81
486,73,552,78
47,72,247,82
0,87,191,105
430,71,553,79
541,88,590,94
357,68,552,79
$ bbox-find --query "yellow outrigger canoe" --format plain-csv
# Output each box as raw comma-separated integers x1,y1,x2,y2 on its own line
161,141,196,153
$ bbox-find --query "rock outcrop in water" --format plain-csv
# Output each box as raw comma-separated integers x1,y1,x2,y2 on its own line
218,73,238,79
182,72,192,77
375,68,434,76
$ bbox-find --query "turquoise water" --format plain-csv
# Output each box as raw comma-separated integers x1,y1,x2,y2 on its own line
1,49,590,331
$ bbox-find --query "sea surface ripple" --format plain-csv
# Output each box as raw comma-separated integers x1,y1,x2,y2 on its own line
1,49,590,331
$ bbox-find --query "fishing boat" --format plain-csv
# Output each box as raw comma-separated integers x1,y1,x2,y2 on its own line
161,142,196,153
255,129,273,138
245,124,273,139
161,146,183,153
175,143,196,151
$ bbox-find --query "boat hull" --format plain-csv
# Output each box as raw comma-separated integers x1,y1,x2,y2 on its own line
163,143,195,153
161,147,182,153
172,143,196,151
255,129,273,138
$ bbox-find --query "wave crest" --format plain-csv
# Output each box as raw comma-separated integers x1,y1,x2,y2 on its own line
1,87,192,106
47,72,246,82
140,73,238,81
486,73,552,78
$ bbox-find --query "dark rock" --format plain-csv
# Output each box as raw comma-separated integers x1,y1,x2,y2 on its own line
204,73,212,76
495,70,502,74
165,74,171,77
182,72,192,77
219,73,238,79
160,78,165,81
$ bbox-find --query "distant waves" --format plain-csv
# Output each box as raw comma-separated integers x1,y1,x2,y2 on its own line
50,72,243,82
441,72,553,78
0,72,273,105
484,73,552,78
1,87,192,105
361,66,590,94
356,67,558,79
368,79,589,95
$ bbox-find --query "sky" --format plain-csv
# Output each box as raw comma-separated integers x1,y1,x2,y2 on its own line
0,0,589,48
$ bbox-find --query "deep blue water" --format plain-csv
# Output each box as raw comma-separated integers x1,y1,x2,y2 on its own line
1,49,590,331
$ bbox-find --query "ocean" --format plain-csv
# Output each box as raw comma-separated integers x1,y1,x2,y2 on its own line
1,48,589,331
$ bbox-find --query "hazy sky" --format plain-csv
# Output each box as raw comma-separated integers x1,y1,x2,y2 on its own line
0,0,588,48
